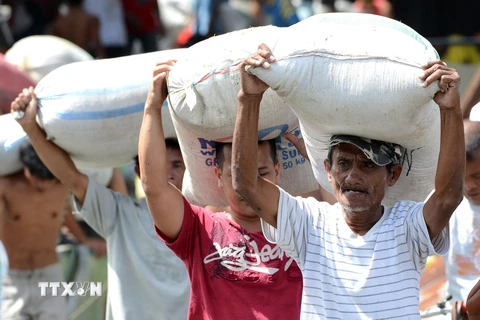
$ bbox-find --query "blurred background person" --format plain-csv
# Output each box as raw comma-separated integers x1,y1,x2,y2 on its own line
82,0,128,58
51,0,105,58
122,0,164,54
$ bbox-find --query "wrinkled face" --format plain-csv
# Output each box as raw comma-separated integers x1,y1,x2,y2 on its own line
464,155,480,204
324,144,401,212
215,143,280,217
167,147,185,190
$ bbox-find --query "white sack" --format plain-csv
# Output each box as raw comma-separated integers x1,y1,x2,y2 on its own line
168,26,318,207
5,35,94,83
248,13,441,205
469,102,480,121
80,168,114,187
5,49,184,170
0,114,30,176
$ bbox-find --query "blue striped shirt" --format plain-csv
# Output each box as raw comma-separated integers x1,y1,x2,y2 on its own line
261,188,449,319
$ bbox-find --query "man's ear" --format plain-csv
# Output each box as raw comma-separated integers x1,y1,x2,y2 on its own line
134,166,140,177
388,165,403,186
214,166,223,189
24,168,32,180
324,159,332,182
274,162,281,185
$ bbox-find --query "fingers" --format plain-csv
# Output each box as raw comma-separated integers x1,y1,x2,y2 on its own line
419,62,459,92
421,59,447,69
152,59,176,79
153,71,167,83
155,59,176,68
153,64,174,77
244,43,276,69
11,87,37,121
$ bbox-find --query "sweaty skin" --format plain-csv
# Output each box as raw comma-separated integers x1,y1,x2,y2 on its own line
0,171,70,269
52,6,104,58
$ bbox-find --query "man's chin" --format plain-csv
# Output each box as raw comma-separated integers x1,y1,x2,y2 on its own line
338,198,371,213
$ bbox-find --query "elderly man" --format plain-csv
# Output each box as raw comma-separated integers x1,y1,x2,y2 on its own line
231,44,464,319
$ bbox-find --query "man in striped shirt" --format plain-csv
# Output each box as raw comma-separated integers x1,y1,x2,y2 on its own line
231,44,465,319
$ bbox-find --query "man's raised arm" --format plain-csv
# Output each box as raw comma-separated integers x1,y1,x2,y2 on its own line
138,61,184,241
11,88,89,204
421,61,465,239
231,44,281,228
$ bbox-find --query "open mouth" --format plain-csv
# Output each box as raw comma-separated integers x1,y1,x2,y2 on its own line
342,188,368,194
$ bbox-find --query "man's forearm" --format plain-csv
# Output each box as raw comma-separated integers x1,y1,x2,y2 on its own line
232,92,262,197
429,106,465,233
138,107,170,194
436,107,464,200
25,124,87,198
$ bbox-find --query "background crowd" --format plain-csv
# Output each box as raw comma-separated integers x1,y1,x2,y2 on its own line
0,0,480,319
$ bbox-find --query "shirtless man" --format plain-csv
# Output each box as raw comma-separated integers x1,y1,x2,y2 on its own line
0,142,70,319
51,0,104,58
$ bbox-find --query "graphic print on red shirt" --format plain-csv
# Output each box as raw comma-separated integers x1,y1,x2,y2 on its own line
156,197,303,319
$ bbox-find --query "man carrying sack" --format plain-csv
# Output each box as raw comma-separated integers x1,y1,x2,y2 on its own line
231,43,464,319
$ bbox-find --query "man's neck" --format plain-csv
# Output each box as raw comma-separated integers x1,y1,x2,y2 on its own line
342,205,384,236
225,208,262,233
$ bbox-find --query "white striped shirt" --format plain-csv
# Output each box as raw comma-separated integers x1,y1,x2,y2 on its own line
261,188,449,320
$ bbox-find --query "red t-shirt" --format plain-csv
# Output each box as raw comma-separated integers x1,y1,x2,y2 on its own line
156,197,303,319
122,0,158,35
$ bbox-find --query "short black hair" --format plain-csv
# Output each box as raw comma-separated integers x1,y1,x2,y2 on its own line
19,143,56,180
165,138,180,151
327,145,394,173
465,120,480,161
216,139,278,169
133,138,181,166
65,0,84,6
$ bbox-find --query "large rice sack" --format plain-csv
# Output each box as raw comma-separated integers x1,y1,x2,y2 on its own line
5,49,184,170
80,168,114,187
0,54,35,115
246,13,441,205
0,114,30,176
168,27,318,207
5,36,93,83
469,102,480,121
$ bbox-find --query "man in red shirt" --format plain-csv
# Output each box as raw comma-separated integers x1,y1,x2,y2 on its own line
122,0,165,53
138,59,303,319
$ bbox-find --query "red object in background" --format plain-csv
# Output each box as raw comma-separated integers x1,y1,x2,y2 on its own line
122,0,158,35
353,0,389,16
0,54,36,115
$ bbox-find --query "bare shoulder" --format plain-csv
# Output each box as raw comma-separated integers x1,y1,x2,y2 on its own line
0,173,23,194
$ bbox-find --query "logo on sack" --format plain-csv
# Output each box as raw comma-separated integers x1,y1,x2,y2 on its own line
38,282,102,297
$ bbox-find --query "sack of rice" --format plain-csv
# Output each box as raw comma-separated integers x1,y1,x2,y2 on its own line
5,49,184,170
5,35,94,83
248,13,441,205
167,26,318,207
